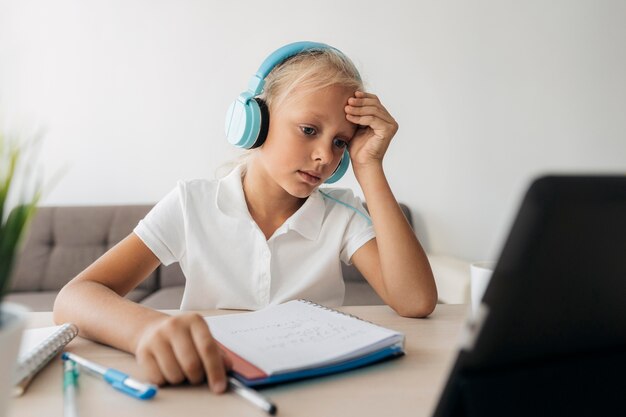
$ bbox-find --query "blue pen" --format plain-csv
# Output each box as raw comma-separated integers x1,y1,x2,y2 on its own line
62,352,157,400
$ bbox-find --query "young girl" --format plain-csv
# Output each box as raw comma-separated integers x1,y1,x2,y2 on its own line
53,41,437,395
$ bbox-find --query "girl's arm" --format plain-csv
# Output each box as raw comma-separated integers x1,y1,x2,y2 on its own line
53,233,230,393
346,91,438,318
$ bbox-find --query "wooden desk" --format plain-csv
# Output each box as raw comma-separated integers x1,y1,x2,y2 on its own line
8,304,467,417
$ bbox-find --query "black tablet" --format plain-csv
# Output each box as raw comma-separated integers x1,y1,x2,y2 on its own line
433,175,626,417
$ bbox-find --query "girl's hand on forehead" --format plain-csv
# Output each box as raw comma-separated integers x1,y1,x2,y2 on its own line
344,91,398,168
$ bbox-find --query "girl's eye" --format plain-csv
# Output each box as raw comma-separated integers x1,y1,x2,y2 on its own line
333,138,347,149
301,126,316,136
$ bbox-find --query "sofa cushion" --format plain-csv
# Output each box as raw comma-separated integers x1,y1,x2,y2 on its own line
11,206,159,294
159,262,185,288
140,286,185,309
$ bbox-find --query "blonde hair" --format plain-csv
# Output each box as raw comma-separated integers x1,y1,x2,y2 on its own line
259,47,364,111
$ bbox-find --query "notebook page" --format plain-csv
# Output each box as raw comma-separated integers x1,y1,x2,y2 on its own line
205,300,403,375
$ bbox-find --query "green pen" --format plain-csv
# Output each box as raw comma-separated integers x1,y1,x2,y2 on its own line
63,358,79,417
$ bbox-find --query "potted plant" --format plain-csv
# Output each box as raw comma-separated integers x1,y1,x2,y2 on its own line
0,130,41,417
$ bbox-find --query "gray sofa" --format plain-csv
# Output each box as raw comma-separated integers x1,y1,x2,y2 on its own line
7,204,413,311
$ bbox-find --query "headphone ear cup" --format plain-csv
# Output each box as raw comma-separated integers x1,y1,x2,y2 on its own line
250,98,270,148
325,148,350,184
225,94,262,149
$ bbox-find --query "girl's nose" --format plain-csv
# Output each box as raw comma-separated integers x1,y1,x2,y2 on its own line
312,140,334,164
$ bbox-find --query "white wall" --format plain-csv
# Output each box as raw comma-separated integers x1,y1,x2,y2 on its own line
1,0,625,262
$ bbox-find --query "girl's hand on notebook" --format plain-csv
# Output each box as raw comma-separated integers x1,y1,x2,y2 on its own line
134,313,232,394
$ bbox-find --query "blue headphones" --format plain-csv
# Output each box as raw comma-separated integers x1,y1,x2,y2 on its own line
225,41,354,184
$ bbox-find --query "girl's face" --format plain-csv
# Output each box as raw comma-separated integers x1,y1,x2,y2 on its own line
257,84,358,199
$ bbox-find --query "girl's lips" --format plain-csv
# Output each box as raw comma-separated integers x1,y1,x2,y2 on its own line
298,170,322,185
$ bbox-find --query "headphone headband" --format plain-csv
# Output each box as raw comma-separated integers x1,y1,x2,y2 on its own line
248,41,336,96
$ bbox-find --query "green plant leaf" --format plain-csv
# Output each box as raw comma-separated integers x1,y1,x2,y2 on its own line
0,130,43,303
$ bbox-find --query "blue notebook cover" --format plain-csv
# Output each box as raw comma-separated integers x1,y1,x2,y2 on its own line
231,342,405,387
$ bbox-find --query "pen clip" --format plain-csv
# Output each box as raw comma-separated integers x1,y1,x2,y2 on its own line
103,369,157,400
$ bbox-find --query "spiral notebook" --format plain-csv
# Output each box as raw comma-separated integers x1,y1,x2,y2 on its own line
204,300,405,387
13,323,79,396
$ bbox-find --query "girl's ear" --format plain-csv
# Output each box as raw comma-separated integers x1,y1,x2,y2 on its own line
251,98,270,148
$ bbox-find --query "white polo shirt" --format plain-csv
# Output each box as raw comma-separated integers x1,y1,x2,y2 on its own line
133,165,375,311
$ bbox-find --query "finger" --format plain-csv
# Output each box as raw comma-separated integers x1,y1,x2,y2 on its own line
150,338,186,385
346,114,392,131
190,318,228,394
347,97,395,123
345,104,383,115
345,105,394,124
137,351,166,386
347,97,380,107
170,327,206,385
354,91,379,100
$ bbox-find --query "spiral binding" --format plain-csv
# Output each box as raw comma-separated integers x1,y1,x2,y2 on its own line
14,323,79,385
297,299,378,326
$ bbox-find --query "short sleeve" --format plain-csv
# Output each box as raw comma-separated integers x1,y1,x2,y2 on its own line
133,182,186,265
336,190,376,265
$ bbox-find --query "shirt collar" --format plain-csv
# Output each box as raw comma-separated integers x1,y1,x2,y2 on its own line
215,165,325,240
284,190,325,240
215,165,252,220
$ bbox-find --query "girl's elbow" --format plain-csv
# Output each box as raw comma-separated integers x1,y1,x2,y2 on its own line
52,284,68,324
52,280,79,324
393,294,437,318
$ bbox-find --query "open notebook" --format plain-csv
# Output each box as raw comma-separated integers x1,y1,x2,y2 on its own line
204,300,405,387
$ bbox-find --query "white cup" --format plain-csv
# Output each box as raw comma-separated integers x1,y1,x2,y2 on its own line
470,261,496,317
